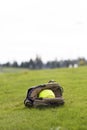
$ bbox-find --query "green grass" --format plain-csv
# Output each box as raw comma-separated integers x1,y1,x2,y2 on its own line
0,67,87,130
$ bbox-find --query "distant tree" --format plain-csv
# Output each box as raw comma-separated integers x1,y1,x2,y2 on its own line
29,59,35,69
46,61,51,68
78,58,86,66
59,60,65,67
35,56,43,69
63,60,72,67
20,62,24,68
12,61,18,67
20,61,29,68
46,60,59,68
2,62,11,67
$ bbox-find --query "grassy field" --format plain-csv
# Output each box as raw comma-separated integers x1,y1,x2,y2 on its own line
0,67,87,130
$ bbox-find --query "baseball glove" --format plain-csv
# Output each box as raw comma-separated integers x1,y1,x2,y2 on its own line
24,80,64,107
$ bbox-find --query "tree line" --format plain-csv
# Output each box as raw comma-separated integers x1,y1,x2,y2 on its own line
0,56,87,69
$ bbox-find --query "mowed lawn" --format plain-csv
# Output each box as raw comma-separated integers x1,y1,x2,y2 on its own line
0,67,87,130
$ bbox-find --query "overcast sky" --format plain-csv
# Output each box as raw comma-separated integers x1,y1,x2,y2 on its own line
0,0,87,63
